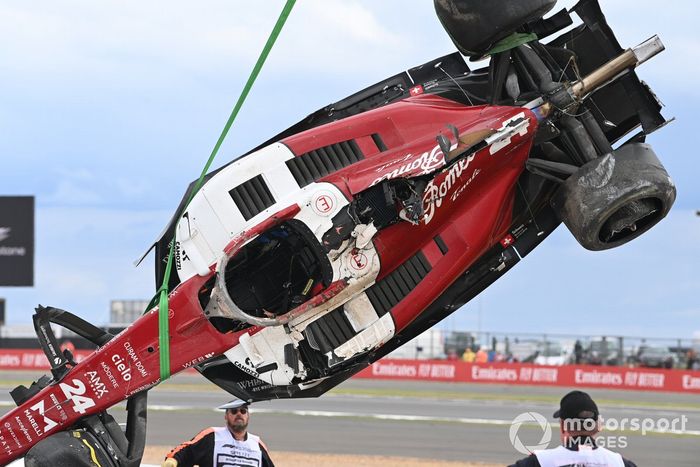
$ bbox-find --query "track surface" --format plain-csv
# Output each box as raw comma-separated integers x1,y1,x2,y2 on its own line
2,371,699,466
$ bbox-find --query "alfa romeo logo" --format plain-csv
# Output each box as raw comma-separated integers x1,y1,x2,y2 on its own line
509,411,552,455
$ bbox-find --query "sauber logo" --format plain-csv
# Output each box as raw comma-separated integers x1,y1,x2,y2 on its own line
0,227,10,243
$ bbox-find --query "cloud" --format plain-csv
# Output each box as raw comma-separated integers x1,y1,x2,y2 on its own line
115,177,151,199
272,0,405,73
1,0,697,340
0,1,257,73
671,308,700,319
45,180,103,205
1,205,170,324
454,209,700,337
0,0,410,85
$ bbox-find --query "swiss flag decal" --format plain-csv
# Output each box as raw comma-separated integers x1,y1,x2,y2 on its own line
500,234,515,248
409,85,424,96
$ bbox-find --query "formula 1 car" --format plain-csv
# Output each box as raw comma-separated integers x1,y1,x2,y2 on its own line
0,1,676,465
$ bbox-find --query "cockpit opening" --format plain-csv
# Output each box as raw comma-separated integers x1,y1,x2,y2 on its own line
223,219,333,319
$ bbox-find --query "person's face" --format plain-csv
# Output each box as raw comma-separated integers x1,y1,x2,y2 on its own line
559,419,601,443
225,406,249,433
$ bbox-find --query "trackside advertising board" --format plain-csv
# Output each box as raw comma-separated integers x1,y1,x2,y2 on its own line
354,359,700,394
0,196,34,286
2,352,698,393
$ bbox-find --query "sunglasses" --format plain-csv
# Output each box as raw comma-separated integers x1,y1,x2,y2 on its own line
228,407,248,415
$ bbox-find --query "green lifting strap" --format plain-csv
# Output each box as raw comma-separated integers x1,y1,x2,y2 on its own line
156,0,297,382
486,32,538,56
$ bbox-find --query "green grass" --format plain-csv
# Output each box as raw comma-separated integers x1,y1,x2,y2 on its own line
3,378,698,411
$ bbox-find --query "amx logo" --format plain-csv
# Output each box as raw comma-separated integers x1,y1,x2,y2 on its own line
0,227,10,243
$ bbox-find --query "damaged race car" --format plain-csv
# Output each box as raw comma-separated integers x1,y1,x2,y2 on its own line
0,1,676,465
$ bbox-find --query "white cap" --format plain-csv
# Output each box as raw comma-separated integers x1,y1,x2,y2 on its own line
217,399,249,410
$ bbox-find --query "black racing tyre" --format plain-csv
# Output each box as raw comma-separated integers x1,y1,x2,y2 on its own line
551,143,676,251
433,0,556,57
25,429,119,467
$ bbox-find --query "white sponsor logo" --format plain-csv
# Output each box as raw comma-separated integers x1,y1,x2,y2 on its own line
182,352,216,370
372,361,417,377
450,168,481,202
112,354,133,381
100,361,120,389
0,227,27,257
26,400,58,436
683,375,700,390
417,363,455,378
471,365,518,381
0,354,20,367
422,153,476,224
623,371,665,388
518,367,558,383
86,371,110,399
371,145,445,186
124,342,149,377
575,369,623,386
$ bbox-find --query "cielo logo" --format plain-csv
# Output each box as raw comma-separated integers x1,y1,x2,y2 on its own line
509,411,552,455
0,227,10,243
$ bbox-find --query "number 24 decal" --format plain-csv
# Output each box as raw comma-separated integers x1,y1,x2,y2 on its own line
59,379,96,414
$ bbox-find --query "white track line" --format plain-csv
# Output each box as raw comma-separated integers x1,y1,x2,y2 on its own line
146,405,700,437
3,402,699,437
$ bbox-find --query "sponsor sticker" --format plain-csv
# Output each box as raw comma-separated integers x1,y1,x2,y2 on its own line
311,191,336,216
423,153,476,224
409,85,424,96
371,144,445,186
500,234,515,248
85,371,110,399
349,252,368,272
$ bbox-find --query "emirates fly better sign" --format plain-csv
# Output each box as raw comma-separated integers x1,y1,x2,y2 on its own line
0,196,34,286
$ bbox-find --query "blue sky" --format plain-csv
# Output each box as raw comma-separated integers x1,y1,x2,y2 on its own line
0,1,698,339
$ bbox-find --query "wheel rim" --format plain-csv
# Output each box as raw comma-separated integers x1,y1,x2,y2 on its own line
599,197,663,244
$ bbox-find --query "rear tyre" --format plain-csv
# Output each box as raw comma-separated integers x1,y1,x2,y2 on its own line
551,143,676,251
433,0,556,57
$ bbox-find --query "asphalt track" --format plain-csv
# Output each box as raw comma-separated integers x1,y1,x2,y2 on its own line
1,371,699,466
